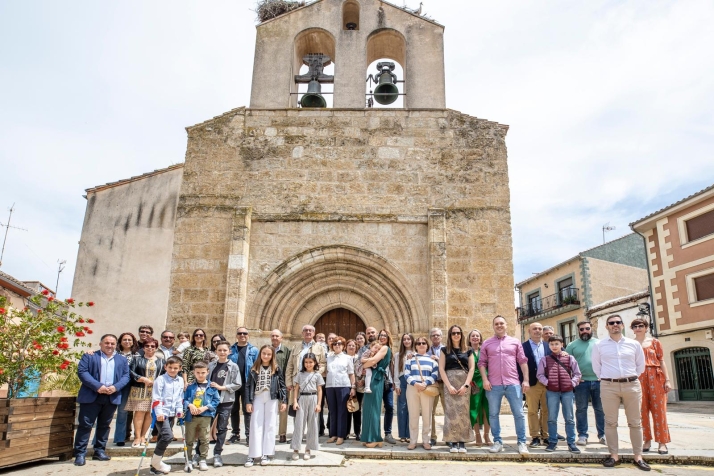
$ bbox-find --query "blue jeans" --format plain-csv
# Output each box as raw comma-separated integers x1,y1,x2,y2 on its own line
113,385,131,444
397,375,410,439
546,390,575,445
485,385,526,444
382,382,394,435
574,380,605,439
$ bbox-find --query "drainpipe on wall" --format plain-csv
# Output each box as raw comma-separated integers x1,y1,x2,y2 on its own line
632,228,658,338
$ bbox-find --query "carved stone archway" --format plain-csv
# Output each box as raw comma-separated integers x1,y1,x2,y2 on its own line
248,245,427,337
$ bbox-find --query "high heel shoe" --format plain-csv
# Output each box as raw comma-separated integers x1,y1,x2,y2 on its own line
364,442,383,448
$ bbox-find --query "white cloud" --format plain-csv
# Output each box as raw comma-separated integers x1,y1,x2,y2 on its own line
0,0,712,297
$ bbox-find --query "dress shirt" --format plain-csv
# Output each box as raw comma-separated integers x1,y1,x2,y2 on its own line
99,352,116,387
326,352,354,387
591,335,645,379
529,339,545,366
158,345,176,360
478,335,528,386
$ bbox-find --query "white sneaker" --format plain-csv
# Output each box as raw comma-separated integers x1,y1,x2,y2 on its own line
576,436,587,446
184,462,193,473
245,457,254,467
292,452,299,461
488,442,504,453
449,444,458,453
198,460,209,471
304,452,311,460
364,388,372,393
260,455,270,466
517,442,530,455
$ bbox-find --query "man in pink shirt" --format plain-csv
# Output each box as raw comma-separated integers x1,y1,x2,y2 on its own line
478,315,530,455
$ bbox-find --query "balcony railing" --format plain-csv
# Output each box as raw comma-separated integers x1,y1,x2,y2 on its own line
518,287,580,321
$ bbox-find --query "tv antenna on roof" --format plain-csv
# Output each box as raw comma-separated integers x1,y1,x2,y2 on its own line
602,222,616,244
0,203,29,268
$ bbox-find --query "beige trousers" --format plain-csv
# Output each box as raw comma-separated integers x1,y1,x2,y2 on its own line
406,385,434,444
600,379,643,456
278,389,290,436
430,381,446,441
525,382,549,439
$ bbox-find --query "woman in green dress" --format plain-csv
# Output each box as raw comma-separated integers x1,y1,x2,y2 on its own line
468,329,491,446
360,329,393,448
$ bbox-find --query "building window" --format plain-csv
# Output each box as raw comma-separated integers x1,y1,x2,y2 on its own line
560,320,576,345
686,209,714,242
558,277,574,303
694,273,714,302
527,291,541,315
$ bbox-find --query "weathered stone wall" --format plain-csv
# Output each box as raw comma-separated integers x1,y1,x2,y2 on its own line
72,166,182,343
167,107,514,339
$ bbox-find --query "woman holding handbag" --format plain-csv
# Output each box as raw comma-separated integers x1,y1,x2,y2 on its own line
404,337,439,450
439,325,475,454
346,339,363,440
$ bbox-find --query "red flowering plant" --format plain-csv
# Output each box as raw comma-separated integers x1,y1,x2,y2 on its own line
0,293,95,398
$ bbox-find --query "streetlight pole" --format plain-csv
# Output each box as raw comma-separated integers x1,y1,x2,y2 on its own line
55,260,66,297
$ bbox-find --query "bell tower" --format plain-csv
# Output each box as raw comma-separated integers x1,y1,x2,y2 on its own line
249,0,446,109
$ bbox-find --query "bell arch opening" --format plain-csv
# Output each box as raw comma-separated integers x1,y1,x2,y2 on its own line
248,245,428,338
342,0,360,30
365,29,407,108
292,28,336,108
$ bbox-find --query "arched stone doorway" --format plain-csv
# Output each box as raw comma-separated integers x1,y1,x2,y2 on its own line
314,308,366,340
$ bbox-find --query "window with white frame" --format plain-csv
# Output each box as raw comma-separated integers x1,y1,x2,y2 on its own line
560,320,576,345
677,203,714,247
686,268,714,306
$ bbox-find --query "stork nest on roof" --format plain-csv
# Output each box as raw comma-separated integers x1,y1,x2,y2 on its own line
256,0,306,23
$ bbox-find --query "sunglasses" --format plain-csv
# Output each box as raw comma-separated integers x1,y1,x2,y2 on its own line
415,342,428,346
607,321,623,326
144,345,157,349
578,328,591,331
194,334,205,337
237,332,248,336
632,324,646,329
162,336,175,339
379,335,388,339
139,330,151,334
451,331,462,336
333,342,344,346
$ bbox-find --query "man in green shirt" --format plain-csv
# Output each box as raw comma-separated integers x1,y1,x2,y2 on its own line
567,321,605,447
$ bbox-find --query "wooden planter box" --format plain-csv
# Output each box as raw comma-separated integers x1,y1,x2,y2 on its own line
0,397,76,469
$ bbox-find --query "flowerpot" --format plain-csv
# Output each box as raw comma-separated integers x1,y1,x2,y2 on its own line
0,396,76,469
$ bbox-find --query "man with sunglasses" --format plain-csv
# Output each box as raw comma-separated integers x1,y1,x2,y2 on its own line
567,320,605,447
136,325,154,356
592,314,649,471
157,330,177,360
228,327,258,445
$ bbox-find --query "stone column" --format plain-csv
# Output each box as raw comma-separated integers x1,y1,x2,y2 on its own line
223,207,252,335
428,208,448,329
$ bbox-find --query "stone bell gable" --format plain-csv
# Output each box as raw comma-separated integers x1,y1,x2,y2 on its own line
167,107,514,339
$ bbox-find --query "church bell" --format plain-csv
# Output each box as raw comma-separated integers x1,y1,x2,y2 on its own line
300,80,327,108
372,62,399,105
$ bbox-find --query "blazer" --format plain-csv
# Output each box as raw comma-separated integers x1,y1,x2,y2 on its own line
129,356,166,387
77,352,130,405
246,366,287,404
518,339,552,387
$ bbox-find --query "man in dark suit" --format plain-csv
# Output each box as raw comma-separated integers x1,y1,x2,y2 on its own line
518,322,551,447
73,334,130,466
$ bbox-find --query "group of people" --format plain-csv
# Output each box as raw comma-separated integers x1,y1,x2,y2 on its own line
72,314,672,472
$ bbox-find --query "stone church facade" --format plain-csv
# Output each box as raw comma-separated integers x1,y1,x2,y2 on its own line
72,0,515,343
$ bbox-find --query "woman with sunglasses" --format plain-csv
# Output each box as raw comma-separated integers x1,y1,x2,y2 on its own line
468,329,491,447
360,329,393,448
405,337,439,450
182,328,214,390
439,325,475,453
211,334,227,351
125,337,165,447
325,336,356,445
631,318,671,455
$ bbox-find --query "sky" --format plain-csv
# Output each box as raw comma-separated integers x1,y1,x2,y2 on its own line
0,0,713,299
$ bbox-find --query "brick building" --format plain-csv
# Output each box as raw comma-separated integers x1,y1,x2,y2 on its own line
72,0,516,344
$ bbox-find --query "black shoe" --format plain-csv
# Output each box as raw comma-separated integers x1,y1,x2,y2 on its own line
245,436,249,446
92,451,111,461
115,442,125,447
545,443,557,452
356,434,361,441
209,439,216,444
529,438,541,448
603,457,622,468
279,435,287,443
568,444,581,454
228,434,240,444
74,454,86,466
633,460,651,471
430,439,436,446
557,434,565,441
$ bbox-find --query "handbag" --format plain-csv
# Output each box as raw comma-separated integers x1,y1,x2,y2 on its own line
415,356,440,397
453,350,478,395
347,395,360,413
289,373,317,418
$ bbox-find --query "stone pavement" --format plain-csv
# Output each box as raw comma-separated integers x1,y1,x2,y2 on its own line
75,401,714,469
